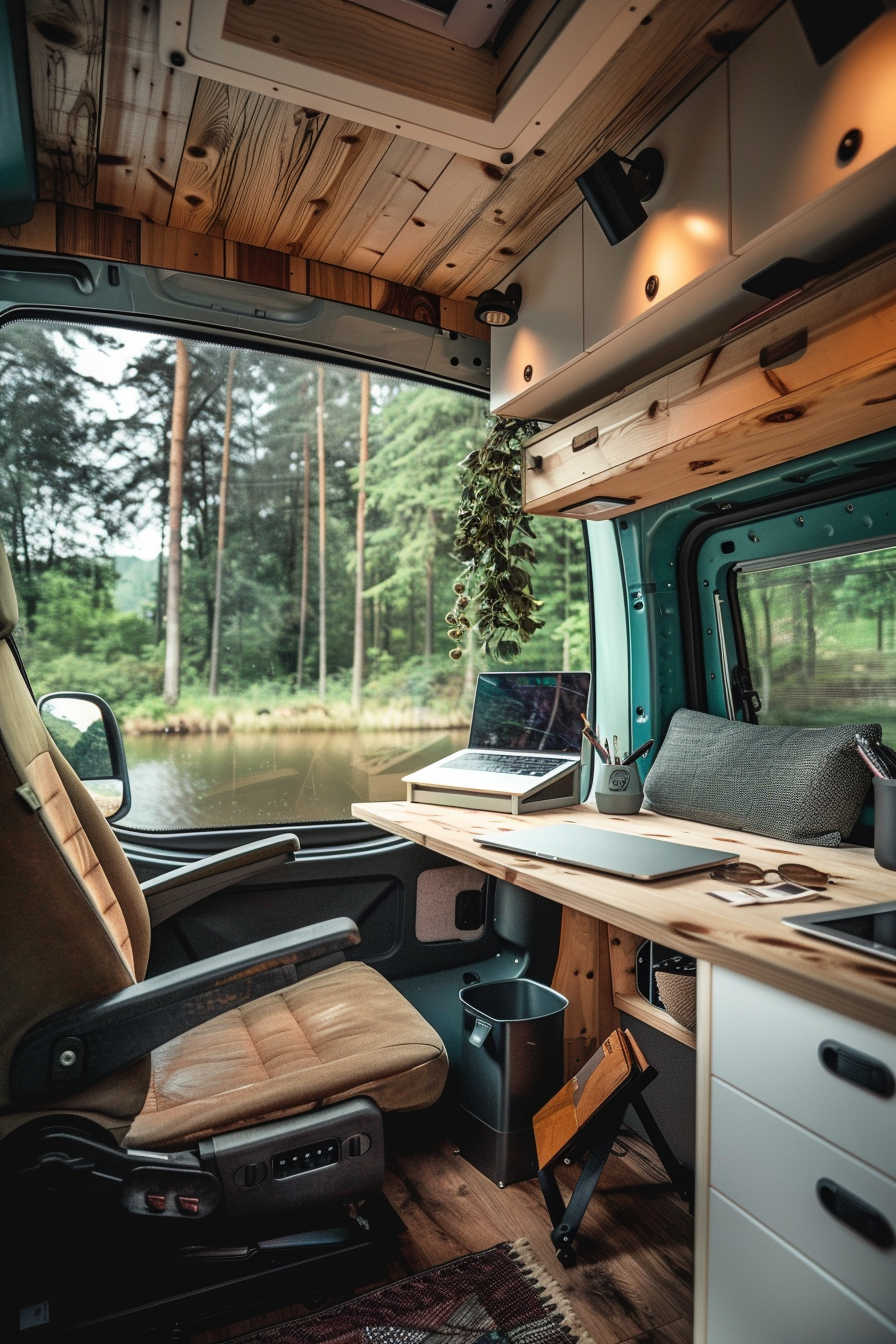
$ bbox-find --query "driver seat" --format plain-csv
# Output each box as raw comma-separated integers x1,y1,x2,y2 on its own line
0,530,446,1210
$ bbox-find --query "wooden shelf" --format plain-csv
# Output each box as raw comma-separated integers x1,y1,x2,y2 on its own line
613,990,697,1051
522,247,896,520
604,925,697,1049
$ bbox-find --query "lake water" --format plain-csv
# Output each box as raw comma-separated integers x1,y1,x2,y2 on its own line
124,728,469,830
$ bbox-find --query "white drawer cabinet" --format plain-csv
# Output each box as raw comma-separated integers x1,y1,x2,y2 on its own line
488,206,583,412
582,63,730,353
711,967,896,1179
710,1079,896,1320
730,4,896,254
707,1191,896,1344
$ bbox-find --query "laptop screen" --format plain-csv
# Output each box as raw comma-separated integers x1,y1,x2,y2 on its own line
468,672,591,755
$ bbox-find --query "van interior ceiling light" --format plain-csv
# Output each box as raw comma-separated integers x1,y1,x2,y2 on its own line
576,147,665,246
792,0,884,65
473,283,523,326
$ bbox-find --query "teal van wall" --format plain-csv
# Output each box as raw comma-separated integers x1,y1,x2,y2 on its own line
609,426,896,771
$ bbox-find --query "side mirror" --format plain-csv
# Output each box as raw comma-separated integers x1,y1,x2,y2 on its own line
38,692,131,824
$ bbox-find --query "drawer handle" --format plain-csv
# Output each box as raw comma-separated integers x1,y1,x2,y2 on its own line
819,1040,895,1098
816,1179,894,1249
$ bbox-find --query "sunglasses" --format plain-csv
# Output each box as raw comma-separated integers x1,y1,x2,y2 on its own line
708,862,833,890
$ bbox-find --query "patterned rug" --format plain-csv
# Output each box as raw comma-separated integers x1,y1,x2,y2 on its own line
236,1241,595,1344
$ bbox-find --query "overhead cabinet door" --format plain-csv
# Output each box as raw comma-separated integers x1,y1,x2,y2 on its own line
583,63,730,353
730,4,896,255
489,206,584,411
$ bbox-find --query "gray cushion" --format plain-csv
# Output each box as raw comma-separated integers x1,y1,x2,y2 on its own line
643,708,880,847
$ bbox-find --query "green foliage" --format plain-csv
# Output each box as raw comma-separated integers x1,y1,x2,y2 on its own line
448,416,544,661
0,322,590,724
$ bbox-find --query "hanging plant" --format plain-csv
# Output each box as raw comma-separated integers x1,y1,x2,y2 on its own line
446,415,543,662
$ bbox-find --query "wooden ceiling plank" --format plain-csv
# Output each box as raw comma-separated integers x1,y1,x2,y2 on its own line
316,138,452,271
265,121,394,258
223,0,496,120
168,81,325,241
26,0,105,209
371,0,778,298
96,0,198,225
372,154,507,288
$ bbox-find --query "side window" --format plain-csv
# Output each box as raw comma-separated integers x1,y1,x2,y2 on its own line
0,321,590,830
735,542,896,741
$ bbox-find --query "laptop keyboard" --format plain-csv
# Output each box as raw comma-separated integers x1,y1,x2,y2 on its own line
441,752,568,776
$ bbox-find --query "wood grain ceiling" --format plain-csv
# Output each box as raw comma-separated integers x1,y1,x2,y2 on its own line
5,0,779,335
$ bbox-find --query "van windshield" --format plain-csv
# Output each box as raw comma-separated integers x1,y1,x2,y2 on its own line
0,321,589,829
736,541,896,741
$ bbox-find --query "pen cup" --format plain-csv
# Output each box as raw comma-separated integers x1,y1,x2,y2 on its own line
874,777,896,871
594,762,643,815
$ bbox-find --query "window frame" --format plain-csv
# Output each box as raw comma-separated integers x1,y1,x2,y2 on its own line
678,464,896,719
0,305,593,850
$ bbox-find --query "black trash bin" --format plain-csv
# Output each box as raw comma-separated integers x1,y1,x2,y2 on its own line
458,978,568,1187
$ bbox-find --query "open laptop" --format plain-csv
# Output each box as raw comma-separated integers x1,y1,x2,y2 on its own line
404,671,590,799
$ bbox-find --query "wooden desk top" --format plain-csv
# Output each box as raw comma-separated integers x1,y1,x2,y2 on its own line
352,800,896,1035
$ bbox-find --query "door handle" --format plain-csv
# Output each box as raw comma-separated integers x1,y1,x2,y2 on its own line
819,1040,895,1097
816,1179,894,1249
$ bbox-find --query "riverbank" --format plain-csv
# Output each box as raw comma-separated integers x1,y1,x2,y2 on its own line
122,694,471,736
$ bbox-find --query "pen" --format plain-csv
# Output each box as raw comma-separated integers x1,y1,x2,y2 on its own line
855,734,893,779
613,734,619,764
580,714,610,763
622,738,654,767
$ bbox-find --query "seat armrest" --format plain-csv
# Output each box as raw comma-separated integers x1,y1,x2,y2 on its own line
10,917,359,1105
142,833,300,926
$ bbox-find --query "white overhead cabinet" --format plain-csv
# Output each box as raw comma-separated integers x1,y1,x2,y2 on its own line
582,64,731,352
730,4,896,256
488,206,583,412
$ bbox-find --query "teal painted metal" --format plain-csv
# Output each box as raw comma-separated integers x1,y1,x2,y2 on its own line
0,0,38,226
614,425,896,764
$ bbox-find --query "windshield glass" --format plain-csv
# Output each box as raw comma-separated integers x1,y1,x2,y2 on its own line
1,321,590,828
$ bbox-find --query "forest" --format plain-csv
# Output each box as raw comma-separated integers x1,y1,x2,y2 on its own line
0,322,590,736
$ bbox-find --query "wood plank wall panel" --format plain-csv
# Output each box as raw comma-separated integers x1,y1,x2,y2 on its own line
96,0,198,225
57,204,140,262
141,223,225,275
26,0,105,209
225,241,291,289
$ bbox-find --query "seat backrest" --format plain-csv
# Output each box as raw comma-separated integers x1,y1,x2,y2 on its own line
0,533,152,1135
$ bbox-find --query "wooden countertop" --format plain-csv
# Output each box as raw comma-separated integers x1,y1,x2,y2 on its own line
352,800,896,1035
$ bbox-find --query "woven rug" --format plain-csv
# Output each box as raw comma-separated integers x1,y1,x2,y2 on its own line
236,1240,596,1344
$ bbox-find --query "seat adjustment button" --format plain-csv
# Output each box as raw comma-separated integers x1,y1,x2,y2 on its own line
176,1195,200,1215
145,1193,166,1212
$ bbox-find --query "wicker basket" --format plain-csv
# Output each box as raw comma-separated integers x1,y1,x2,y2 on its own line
654,970,697,1034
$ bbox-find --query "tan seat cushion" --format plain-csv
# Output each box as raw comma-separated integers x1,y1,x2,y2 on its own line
126,961,447,1149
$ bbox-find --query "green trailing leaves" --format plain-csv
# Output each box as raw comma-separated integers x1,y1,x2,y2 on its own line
447,416,544,661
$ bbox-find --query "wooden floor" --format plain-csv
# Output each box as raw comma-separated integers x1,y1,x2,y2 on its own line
193,1112,693,1344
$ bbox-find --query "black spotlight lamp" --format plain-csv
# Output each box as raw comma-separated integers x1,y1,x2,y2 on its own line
473,282,522,327
576,147,664,246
